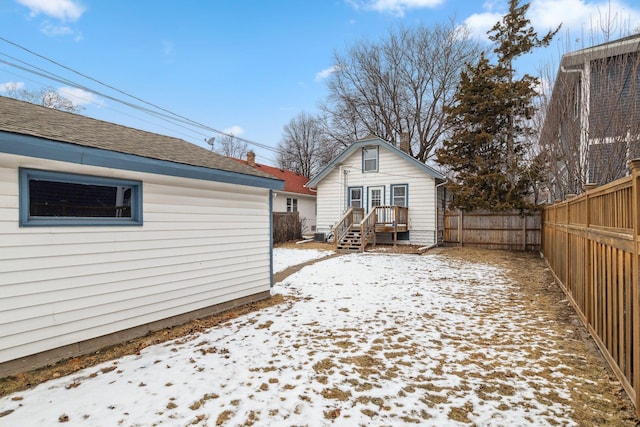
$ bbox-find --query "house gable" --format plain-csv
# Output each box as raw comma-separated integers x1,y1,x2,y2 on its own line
306,136,444,188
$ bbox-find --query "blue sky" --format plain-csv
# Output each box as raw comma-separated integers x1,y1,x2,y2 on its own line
1,0,639,164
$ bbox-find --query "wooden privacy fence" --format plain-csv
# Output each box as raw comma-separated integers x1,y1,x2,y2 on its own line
273,211,301,244
542,159,640,417
443,210,541,251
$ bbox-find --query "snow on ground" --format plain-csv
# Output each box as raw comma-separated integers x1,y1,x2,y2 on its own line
273,247,332,273
1,251,586,426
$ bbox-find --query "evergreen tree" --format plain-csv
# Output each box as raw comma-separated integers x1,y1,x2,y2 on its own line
436,0,559,211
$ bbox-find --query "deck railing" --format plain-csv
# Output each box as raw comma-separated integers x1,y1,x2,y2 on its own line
333,206,408,250
360,208,377,248
333,207,363,249
372,205,408,227
542,159,640,417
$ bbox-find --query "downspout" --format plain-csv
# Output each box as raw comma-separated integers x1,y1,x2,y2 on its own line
435,179,448,246
339,165,343,217
269,189,274,288
560,63,590,185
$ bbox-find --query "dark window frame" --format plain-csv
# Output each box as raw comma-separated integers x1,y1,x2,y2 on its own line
19,168,143,227
390,184,408,207
348,186,363,208
286,197,298,212
362,146,379,173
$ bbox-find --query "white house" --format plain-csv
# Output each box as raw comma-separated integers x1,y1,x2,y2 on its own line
306,136,445,249
233,151,316,234
0,96,283,376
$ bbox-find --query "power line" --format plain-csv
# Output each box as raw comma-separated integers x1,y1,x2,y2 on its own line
0,62,208,143
0,37,280,154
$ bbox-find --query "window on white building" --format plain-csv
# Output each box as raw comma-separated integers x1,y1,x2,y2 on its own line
286,197,298,212
362,146,378,172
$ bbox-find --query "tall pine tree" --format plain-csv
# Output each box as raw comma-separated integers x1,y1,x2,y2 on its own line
436,0,559,211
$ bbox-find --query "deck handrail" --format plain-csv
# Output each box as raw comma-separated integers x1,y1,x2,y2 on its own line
334,205,408,251
333,207,357,249
360,208,377,249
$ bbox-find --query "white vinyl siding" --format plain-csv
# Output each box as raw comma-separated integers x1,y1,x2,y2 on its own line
272,192,316,234
314,146,437,246
0,154,272,365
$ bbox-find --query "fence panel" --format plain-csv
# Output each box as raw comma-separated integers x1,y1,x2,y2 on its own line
541,160,640,417
443,210,541,251
273,211,301,244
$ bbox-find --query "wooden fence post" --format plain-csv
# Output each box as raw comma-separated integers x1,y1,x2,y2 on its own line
628,159,640,417
585,186,592,325
458,210,463,247
521,215,526,251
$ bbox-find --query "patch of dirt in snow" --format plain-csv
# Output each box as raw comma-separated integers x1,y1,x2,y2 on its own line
0,246,638,426
440,247,637,426
0,295,292,398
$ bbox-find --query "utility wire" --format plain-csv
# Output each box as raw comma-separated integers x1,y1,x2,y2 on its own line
0,61,207,142
0,37,280,154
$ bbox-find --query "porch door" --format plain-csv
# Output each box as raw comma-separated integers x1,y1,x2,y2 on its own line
368,186,385,222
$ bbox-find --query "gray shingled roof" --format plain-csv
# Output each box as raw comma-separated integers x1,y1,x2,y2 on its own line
0,96,276,180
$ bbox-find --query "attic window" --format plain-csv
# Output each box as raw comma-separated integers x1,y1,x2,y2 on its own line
19,168,143,227
363,146,378,173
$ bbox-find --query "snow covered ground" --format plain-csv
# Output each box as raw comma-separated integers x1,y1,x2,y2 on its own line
0,249,619,426
273,247,332,273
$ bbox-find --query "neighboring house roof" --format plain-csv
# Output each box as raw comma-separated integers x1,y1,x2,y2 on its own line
233,157,315,196
561,33,640,68
0,96,283,189
306,136,445,188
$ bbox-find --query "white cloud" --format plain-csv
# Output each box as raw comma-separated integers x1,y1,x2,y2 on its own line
464,0,640,44
57,86,103,106
347,0,444,16
530,0,640,43
162,40,175,56
463,11,503,41
16,0,85,22
0,81,25,92
223,125,244,136
40,21,73,37
315,65,341,82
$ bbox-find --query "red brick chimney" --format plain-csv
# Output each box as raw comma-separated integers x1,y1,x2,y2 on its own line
399,132,411,154
247,150,256,167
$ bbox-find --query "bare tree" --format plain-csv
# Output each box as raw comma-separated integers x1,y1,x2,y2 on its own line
321,20,482,162
213,134,248,159
277,112,337,177
2,83,84,113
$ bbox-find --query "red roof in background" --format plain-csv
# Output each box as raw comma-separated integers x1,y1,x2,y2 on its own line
231,158,315,196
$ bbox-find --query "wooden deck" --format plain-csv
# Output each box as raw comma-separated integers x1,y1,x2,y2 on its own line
333,206,408,252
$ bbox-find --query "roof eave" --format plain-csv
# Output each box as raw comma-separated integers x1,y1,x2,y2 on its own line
0,131,285,190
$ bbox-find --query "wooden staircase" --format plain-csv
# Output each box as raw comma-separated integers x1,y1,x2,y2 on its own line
332,206,408,253
336,228,364,252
